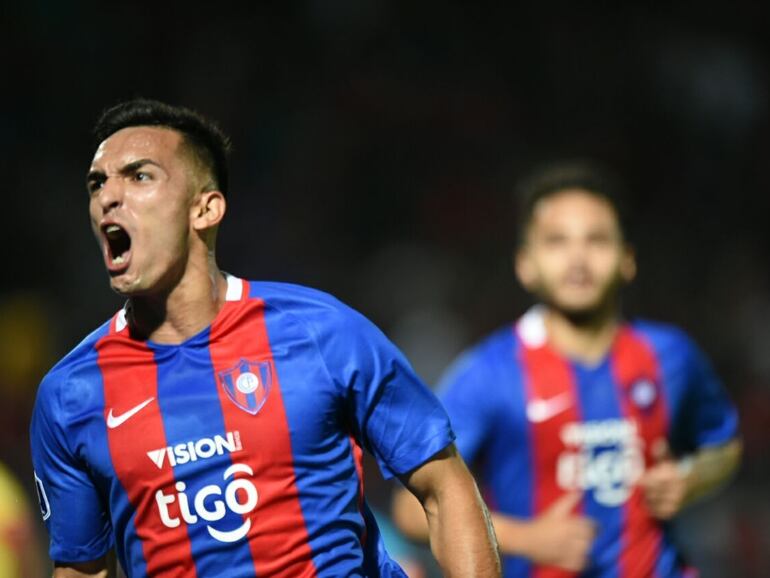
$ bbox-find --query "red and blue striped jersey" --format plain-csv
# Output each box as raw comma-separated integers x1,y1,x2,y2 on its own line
30,276,454,577
439,307,738,578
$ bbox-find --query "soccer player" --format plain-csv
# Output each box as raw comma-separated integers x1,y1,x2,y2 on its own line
392,162,742,577
30,99,500,578
0,460,43,577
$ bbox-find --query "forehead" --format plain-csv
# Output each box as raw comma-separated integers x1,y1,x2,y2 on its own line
91,126,185,168
531,188,619,228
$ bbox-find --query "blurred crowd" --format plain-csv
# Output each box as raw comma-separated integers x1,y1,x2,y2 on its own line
1,2,769,575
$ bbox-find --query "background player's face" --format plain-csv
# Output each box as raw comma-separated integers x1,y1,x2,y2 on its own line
87,126,203,296
516,189,636,318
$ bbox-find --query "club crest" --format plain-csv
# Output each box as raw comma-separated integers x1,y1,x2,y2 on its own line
629,378,658,410
218,358,273,415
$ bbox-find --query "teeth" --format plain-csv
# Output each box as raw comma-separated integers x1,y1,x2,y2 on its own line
112,255,125,265
106,225,121,235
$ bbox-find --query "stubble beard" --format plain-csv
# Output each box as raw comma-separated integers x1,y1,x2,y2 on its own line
536,275,624,329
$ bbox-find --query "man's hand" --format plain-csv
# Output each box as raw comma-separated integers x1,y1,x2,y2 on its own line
53,555,112,577
640,437,742,521
639,440,688,520
394,478,593,572
508,492,595,571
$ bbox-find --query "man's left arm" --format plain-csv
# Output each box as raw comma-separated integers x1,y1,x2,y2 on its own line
398,444,501,578
641,330,743,520
640,437,742,520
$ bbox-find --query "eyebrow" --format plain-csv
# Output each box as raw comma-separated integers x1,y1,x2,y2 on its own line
86,158,163,185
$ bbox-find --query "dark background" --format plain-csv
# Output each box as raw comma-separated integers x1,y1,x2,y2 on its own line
1,2,768,576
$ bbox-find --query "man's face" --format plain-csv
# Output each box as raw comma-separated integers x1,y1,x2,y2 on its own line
87,126,201,296
516,189,636,318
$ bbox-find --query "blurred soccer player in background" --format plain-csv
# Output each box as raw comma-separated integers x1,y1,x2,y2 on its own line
393,162,741,577
0,460,43,577
29,99,500,578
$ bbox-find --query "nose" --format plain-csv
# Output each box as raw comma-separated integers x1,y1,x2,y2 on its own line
566,239,590,264
96,176,124,214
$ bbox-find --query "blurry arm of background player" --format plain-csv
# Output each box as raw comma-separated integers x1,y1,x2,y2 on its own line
640,437,742,520
0,463,44,578
396,444,501,577
393,487,595,572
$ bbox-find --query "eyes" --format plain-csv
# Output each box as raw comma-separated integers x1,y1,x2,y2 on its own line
539,231,618,248
87,175,106,195
86,169,154,196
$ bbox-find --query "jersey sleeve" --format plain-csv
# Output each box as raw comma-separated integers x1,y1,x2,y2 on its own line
672,336,739,452
313,303,455,480
436,349,497,465
30,373,113,563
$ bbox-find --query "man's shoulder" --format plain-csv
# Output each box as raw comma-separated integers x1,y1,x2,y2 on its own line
38,317,114,402
472,323,519,359
628,318,695,353
438,323,519,388
247,280,346,310
245,279,371,331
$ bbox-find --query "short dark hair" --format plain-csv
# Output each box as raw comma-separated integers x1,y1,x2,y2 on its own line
515,160,632,245
93,98,232,196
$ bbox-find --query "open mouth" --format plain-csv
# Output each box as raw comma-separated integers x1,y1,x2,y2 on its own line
102,224,132,272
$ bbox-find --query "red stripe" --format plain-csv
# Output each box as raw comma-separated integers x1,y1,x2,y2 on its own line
208,288,317,577
349,435,367,545
611,327,669,578
520,340,581,578
97,330,197,577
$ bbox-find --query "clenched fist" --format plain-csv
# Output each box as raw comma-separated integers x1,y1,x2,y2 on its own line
639,439,691,520
527,492,596,571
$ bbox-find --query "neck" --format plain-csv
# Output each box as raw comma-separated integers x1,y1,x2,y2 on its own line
126,253,227,344
543,302,621,365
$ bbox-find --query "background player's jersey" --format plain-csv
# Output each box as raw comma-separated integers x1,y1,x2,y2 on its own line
440,306,738,578
31,276,455,577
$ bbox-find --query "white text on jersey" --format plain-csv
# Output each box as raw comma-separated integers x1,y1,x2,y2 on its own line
147,431,243,469
155,463,258,543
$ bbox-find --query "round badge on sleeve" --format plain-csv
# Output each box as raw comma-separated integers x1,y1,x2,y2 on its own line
630,379,657,409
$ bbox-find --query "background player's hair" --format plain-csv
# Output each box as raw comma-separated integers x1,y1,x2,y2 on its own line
93,98,232,196
514,160,632,246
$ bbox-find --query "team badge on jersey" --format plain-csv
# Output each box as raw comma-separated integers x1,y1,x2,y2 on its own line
218,358,273,415
629,378,658,410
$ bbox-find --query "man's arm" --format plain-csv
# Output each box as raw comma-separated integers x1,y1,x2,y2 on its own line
393,485,594,571
53,551,123,578
53,558,109,578
396,444,500,578
640,438,742,520
489,494,595,571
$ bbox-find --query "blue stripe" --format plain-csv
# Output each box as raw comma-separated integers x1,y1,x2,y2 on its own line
151,332,257,577
573,360,623,578
118,511,149,577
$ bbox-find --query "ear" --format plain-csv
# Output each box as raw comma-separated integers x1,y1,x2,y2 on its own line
191,190,226,231
515,246,538,291
620,244,637,283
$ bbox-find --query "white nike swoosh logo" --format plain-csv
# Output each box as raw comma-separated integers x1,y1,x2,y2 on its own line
526,391,572,423
106,397,155,429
